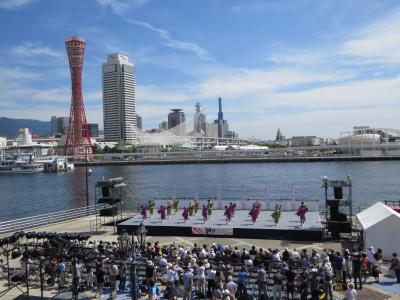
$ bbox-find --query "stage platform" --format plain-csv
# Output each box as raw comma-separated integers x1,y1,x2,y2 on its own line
117,210,324,241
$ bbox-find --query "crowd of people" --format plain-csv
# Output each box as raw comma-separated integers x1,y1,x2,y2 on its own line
5,238,399,300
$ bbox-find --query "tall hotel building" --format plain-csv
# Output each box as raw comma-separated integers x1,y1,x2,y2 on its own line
102,54,137,144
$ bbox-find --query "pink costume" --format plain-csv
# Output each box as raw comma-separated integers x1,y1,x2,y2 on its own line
202,205,208,222
249,208,257,223
158,206,166,221
141,206,148,220
231,203,237,217
296,203,308,225
224,206,232,223
182,207,189,221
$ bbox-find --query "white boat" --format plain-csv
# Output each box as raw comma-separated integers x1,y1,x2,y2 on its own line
0,161,44,174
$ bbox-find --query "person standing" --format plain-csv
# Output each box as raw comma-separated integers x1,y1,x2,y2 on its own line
173,199,179,214
148,200,155,218
183,266,193,300
271,204,282,226
296,202,308,226
167,202,173,218
285,266,296,300
237,267,249,298
118,262,127,293
187,202,193,219
207,200,213,216
182,207,189,222
202,205,209,223
95,262,105,298
158,205,166,222
273,271,283,300
352,254,362,290
194,199,200,215
390,253,400,283
141,205,148,220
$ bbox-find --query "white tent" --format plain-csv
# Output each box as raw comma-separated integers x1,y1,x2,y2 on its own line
357,202,400,260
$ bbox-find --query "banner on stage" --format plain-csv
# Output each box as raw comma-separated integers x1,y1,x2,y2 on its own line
192,227,233,236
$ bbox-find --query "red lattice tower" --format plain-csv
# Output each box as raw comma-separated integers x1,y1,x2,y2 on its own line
64,36,93,160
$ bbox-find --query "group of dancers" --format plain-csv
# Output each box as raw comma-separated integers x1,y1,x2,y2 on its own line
140,199,214,223
139,199,309,226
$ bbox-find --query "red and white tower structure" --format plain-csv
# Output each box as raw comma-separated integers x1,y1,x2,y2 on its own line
64,36,93,160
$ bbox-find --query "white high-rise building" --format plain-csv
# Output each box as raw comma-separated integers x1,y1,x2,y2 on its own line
102,53,137,144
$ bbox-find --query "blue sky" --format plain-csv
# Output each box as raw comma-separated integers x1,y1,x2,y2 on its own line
1,0,400,139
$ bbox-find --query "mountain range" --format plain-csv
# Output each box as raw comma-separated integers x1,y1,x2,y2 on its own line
0,117,51,137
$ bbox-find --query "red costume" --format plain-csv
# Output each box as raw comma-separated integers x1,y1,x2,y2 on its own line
158,206,166,221
202,205,208,222
296,202,308,226
182,207,189,221
224,206,232,224
141,206,148,220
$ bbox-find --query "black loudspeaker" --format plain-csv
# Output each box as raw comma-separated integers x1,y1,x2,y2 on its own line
102,187,110,198
328,221,352,233
100,207,118,216
331,212,347,222
334,187,343,199
329,204,339,215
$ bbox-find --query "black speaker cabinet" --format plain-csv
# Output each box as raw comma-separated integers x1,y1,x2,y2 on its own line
328,221,352,233
100,207,118,216
334,187,343,199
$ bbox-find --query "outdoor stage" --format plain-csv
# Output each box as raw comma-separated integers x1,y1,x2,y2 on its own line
117,209,324,241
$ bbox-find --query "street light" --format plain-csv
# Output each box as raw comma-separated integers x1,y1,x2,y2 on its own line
118,229,130,258
85,146,89,208
135,223,147,249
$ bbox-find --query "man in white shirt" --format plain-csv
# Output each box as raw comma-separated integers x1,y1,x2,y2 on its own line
197,262,206,294
166,264,176,287
207,265,217,296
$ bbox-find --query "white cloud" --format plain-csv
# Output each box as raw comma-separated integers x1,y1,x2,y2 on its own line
96,0,149,14
137,85,190,102
126,19,212,61
11,43,63,58
341,11,400,64
0,0,33,10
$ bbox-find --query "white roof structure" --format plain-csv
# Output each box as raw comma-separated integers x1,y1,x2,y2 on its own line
357,202,400,260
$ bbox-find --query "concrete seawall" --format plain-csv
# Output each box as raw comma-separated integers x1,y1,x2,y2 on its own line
75,155,400,166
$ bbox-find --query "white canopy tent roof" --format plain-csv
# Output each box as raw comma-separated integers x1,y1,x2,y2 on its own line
357,202,400,260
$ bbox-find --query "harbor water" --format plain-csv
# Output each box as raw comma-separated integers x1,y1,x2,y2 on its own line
0,161,399,222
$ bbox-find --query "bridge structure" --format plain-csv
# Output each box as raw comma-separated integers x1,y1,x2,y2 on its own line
133,110,248,148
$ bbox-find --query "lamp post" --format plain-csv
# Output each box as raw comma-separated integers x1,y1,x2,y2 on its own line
118,229,129,258
135,223,148,249
129,223,147,300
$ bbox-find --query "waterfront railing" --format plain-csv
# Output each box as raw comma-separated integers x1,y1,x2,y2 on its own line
0,204,106,235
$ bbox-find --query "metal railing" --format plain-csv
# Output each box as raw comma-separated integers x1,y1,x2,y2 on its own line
0,204,106,235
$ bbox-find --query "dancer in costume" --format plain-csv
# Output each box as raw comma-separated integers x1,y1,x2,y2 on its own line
173,199,179,214
188,202,194,219
148,200,155,218
202,204,208,223
271,204,282,226
224,206,232,224
166,201,173,218
194,199,200,215
158,205,166,222
231,203,237,217
296,202,308,226
182,207,189,222
141,205,148,220
207,199,213,216
249,206,258,223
